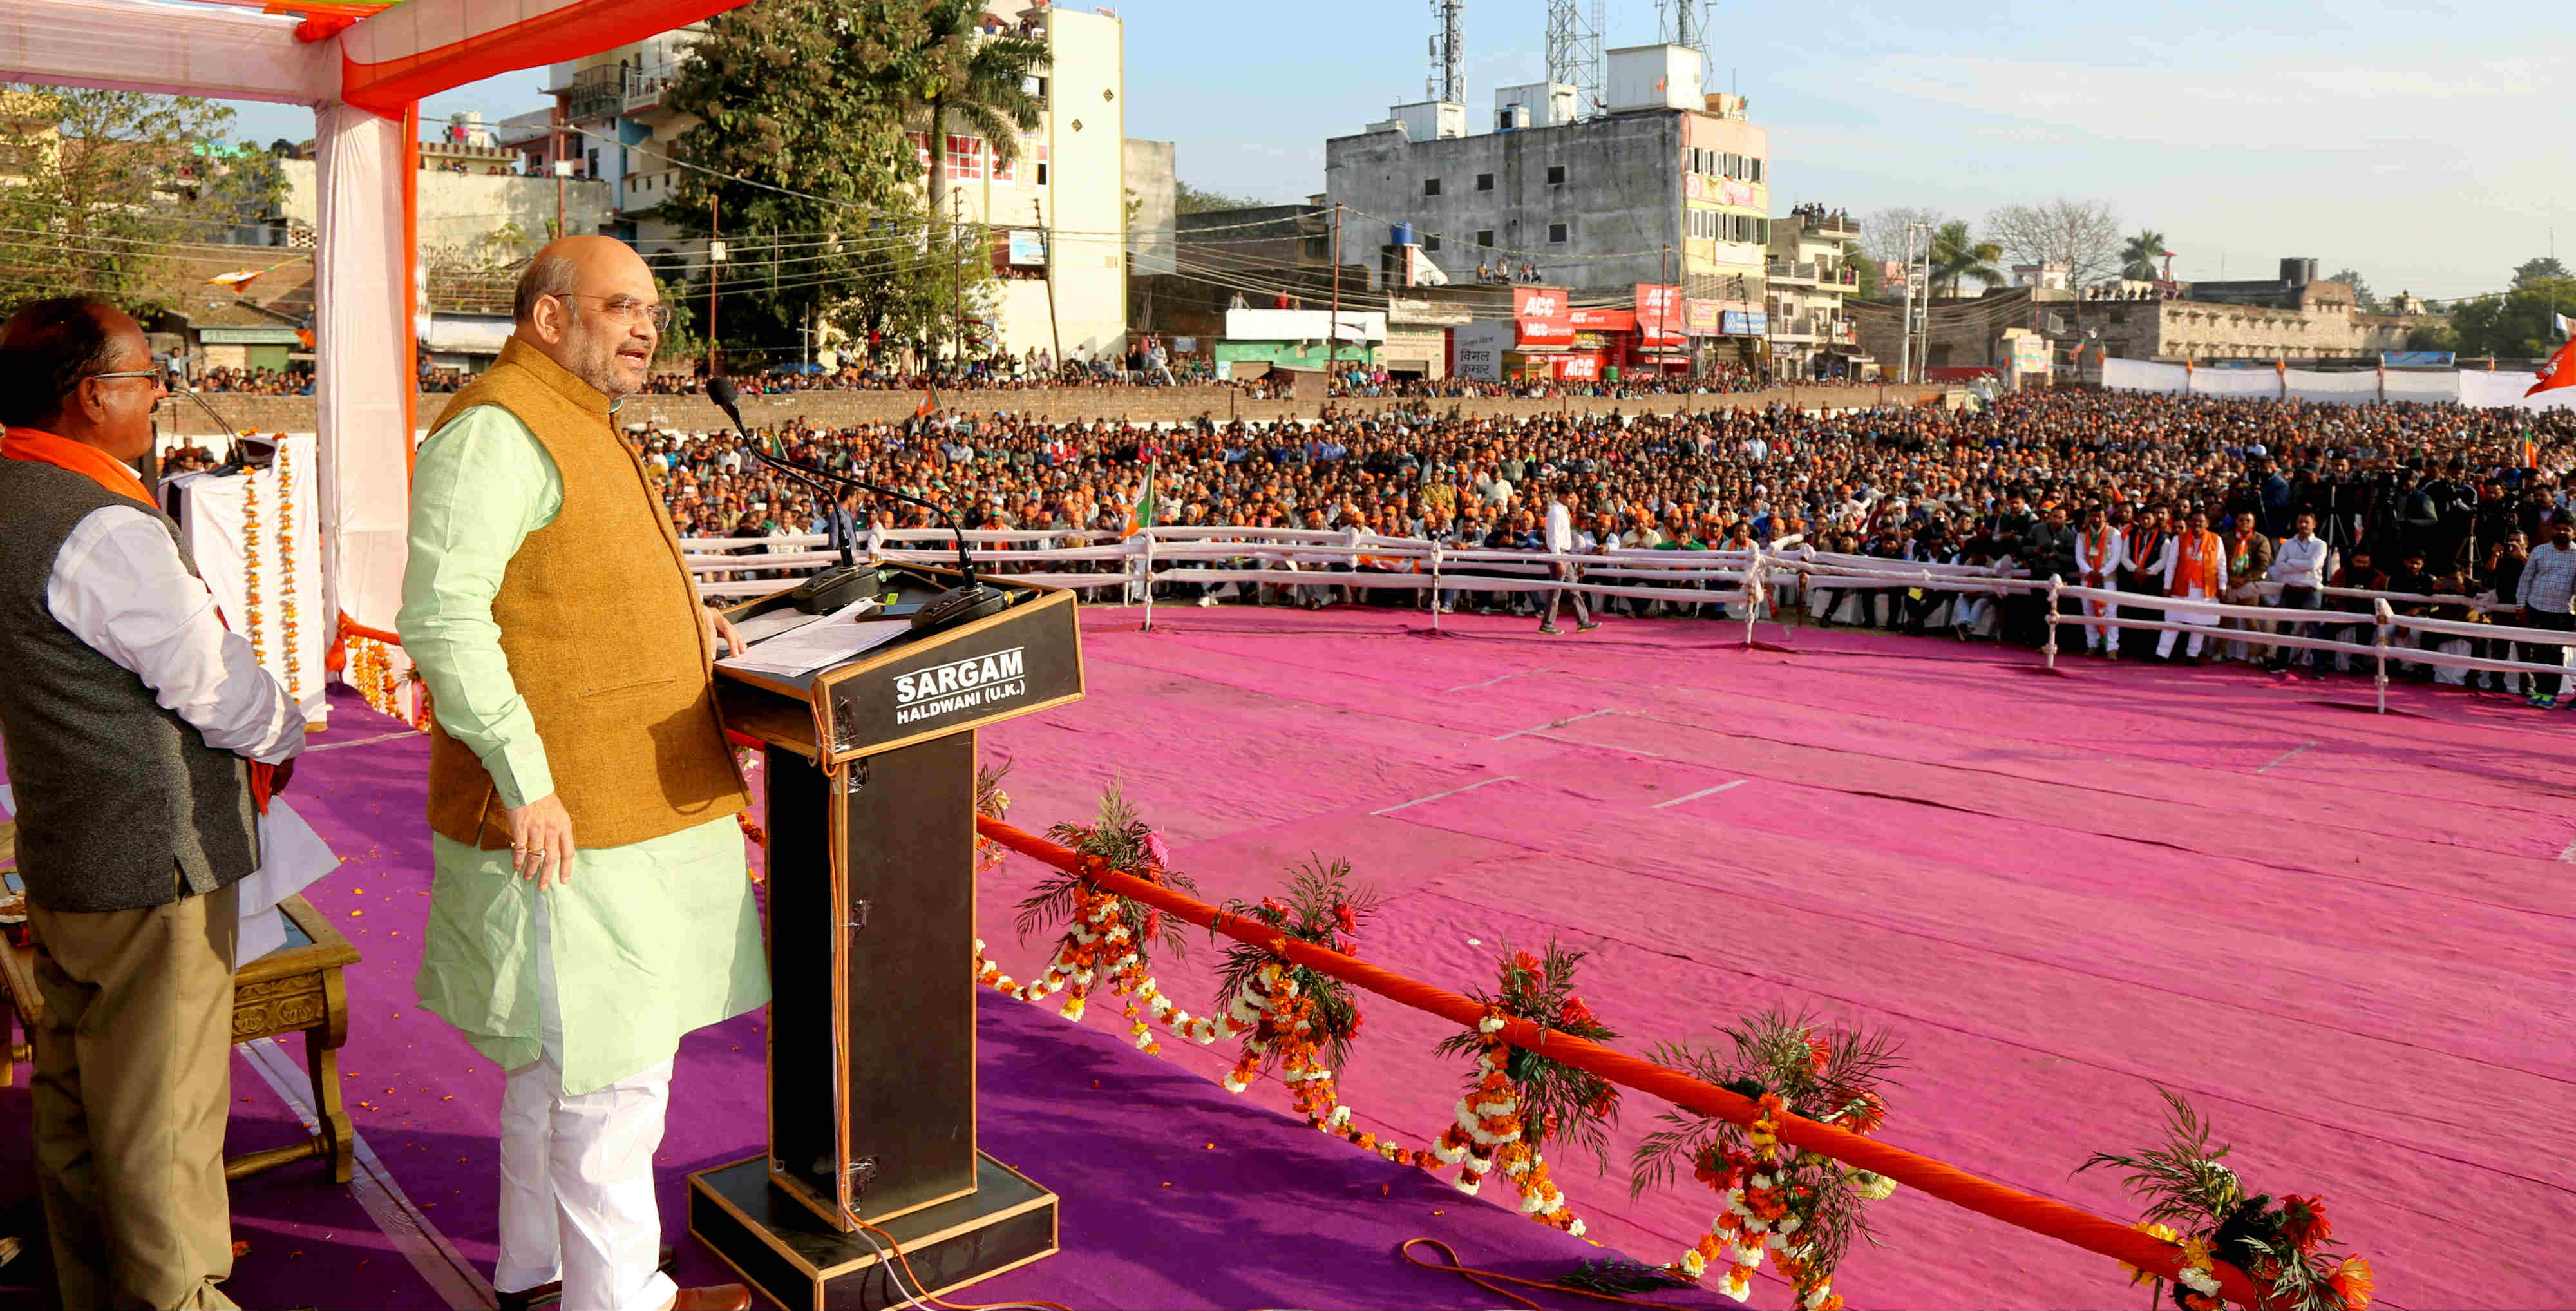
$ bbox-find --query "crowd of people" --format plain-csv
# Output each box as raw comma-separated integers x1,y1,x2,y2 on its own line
187,365,313,394
643,387,2576,703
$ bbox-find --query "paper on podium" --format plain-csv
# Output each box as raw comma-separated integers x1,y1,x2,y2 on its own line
719,609,911,678
235,798,339,967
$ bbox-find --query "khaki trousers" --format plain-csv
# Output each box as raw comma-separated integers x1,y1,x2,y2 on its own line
26,879,240,1311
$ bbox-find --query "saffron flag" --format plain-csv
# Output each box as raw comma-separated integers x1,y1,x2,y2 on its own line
915,388,937,417
2528,336,2576,397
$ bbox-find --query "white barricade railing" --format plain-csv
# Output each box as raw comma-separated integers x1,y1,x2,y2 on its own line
675,526,2566,709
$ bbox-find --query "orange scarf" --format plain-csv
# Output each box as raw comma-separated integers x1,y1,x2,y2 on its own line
2080,529,2119,573
1,426,152,506
2170,530,2222,596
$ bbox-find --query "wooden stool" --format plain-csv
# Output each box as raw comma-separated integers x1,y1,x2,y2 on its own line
0,867,361,1185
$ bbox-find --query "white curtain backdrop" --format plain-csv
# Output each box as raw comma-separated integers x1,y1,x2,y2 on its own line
2101,358,2187,393
2282,369,2380,404
2382,370,2456,405
171,435,332,727
314,104,414,638
2188,368,2280,398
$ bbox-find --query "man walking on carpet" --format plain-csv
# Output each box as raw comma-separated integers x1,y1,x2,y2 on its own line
1538,484,1599,636
0,297,307,1309
398,236,762,1311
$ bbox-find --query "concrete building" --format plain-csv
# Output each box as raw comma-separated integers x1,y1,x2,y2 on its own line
278,156,611,255
549,24,706,247
1764,211,1863,379
1850,268,2440,383
535,4,1162,365
1323,43,1772,367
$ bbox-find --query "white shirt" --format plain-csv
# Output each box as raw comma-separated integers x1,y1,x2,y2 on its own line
46,506,304,765
2268,533,2329,589
1544,501,1574,553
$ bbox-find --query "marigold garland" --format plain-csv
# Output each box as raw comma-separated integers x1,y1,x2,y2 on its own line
2081,1087,2373,1311
242,457,265,666
275,440,300,709
1428,944,1618,1238
1633,1010,1907,1308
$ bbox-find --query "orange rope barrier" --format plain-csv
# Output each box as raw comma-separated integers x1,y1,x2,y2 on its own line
975,816,2267,1308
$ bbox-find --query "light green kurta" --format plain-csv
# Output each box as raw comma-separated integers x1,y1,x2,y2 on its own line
397,402,768,1096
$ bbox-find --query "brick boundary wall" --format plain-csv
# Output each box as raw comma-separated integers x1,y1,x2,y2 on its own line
153,383,1964,439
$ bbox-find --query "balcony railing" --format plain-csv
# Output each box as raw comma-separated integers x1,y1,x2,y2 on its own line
567,64,684,123
1812,213,1859,237
1767,260,1819,285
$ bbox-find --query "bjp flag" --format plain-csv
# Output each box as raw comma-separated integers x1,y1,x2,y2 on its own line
2528,336,2576,397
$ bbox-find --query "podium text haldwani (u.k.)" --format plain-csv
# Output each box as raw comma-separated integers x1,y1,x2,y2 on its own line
692,562,1084,1311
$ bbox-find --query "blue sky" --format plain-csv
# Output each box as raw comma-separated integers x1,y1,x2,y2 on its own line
224,0,2568,299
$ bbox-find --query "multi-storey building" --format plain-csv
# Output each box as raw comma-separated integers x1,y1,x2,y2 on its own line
1323,44,1772,367
1764,210,1863,379
542,3,1159,365
549,24,705,249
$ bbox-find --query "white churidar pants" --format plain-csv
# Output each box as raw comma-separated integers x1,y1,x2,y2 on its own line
2156,586,2222,658
2079,588,2119,651
493,890,679,1311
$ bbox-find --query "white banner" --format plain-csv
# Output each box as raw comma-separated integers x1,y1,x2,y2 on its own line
170,438,331,727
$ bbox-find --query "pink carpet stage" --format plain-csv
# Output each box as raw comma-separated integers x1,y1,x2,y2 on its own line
5,606,2570,1310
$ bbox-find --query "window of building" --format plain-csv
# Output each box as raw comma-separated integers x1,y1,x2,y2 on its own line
1475,173,1493,191
1425,234,1441,251
1477,229,1494,247
1547,164,1565,186
1548,222,1568,244
1305,236,1328,259
1750,158,1763,182
1423,178,1441,196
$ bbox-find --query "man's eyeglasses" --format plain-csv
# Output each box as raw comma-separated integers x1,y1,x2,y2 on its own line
85,369,162,385
556,294,673,330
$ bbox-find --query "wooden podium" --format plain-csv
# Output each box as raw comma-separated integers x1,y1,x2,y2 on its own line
689,563,1084,1311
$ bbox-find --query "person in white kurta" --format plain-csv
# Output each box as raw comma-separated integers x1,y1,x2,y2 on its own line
2156,510,2230,661
2074,508,2127,656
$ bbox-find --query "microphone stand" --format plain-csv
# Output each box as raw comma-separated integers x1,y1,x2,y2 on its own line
708,379,1011,630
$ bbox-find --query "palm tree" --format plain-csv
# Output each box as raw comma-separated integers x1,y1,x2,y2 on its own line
893,0,1046,240
2119,229,2168,281
1927,220,2002,297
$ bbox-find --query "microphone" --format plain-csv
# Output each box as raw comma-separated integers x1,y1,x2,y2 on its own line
706,376,1011,631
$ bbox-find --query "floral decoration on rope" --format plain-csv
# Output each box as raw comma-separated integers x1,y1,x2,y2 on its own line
976,785,1197,1051
973,758,1014,875
1631,1009,1906,1308
2079,1087,2372,1311
1202,859,1435,1167
1429,943,1619,1237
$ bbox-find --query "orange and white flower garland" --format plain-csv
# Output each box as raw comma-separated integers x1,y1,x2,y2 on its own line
1668,1091,1891,1308
243,459,265,666
1430,1009,1584,1236
975,876,1178,1055
276,441,301,708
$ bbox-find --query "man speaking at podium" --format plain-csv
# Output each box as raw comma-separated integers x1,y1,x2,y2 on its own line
397,236,762,1311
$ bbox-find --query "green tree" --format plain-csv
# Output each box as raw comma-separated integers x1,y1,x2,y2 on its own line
2448,279,2576,360
0,87,287,314
2403,322,2457,353
1177,180,1260,215
2117,228,2168,280
2512,255,2569,287
665,0,1008,368
896,1,1043,227
2326,267,2380,312
1927,219,2002,297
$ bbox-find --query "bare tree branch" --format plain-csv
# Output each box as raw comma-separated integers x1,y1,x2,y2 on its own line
1982,198,2123,286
